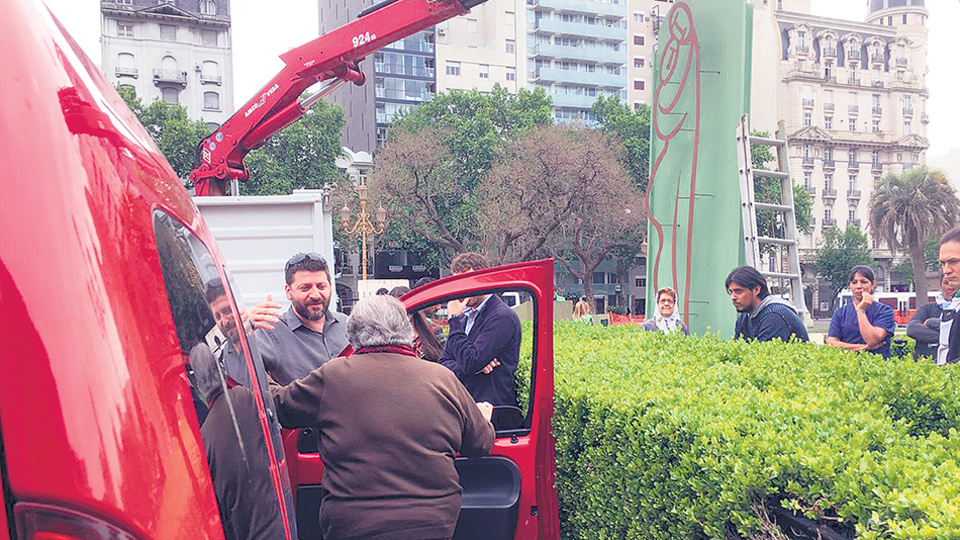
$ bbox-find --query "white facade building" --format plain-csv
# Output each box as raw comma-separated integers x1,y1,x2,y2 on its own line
101,0,235,130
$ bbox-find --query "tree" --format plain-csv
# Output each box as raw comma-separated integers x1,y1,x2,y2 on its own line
591,96,651,191
892,237,940,286
530,128,644,304
118,86,209,181
241,100,346,195
812,225,875,307
869,166,960,306
371,85,553,265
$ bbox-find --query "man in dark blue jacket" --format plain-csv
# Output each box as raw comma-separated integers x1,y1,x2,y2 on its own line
726,266,809,343
440,252,521,407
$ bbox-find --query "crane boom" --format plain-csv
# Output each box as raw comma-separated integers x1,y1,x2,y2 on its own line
190,0,487,196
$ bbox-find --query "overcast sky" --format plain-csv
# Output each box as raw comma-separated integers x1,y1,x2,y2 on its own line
40,0,960,155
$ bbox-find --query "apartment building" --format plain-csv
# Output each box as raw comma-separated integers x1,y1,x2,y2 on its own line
434,0,525,93
100,0,234,130
319,0,437,153
626,0,672,108
752,0,930,307
526,0,629,122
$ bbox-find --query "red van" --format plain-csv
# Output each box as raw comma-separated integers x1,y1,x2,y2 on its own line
0,1,559,538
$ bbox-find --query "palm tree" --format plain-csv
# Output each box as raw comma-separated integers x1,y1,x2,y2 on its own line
869,166,960,306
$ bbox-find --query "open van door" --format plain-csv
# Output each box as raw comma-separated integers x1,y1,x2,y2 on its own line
284,259,560,539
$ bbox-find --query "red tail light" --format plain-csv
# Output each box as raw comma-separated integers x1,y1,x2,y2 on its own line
14,502,141,540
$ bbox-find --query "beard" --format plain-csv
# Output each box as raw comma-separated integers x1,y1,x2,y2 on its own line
293,297,327,321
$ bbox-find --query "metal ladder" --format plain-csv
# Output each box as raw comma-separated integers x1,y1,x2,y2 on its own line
735,115,809,324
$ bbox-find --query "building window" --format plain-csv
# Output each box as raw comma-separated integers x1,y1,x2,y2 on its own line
803,111,811,127
161,87,179,105
160,24,177,41
824,147,833,163
634,57,645,68
634,80,645,91
848,118,856,132
849,175,857,190
904,121,911,134
376,127,388,147
479,64,489,79
201,29,218,46
505,40,515,54
872,119,880,132
824,116,833,130
117,23,134,37
205,122,220,132
199,0,216,15
506,67,516,81
445,61,461,76
467,19,478,32
635,277,646,288
505,11,515,26
633,35,645,46
849,208,856,221
848,148,857,163
118,0,132,4
203,91,220,111
593,272,605,284
902,14,907,24
804,170,812,188
824,207,832,222
825,174,833,190
872,149,881,165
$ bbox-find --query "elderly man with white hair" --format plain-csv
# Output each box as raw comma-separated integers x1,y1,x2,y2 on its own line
270,294,495,540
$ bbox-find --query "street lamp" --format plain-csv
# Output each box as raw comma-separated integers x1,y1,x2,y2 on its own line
340,181,386,282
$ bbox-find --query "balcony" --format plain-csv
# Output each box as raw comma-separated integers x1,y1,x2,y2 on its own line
199,73,222,85
824,75,837,84
551,92,601,110
895,57,908,67
870,53,884,65
847,189,862,198
872,106,882,115
802,98,814,108
823,159,835,169
847,76,860,86
847,49,861,61
383,38,434,54
903,107,914,116
115,66,138,78
374,63,435,78
823,189,838,199
921,112,929,123
822,46,837,57
824,102,835,112
805,186,817,195
848,105,859,114
528,0,627,18
533,17,627,40
531,43,626,65
849,218,861,227
530,67,625,88
802,156,814,165
822,217,837,227
375,88,431,101
871,162,882,172
153,69,187,86
848,161,860,170
797,44,809,53
871,80,884,88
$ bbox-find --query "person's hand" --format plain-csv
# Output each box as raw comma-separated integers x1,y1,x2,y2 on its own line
856,291,874,311
476,402,493,422
249,293,283,331
476,358,501,375
447,298,468,317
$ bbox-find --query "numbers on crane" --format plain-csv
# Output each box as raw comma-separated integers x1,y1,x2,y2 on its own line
352,32,376,49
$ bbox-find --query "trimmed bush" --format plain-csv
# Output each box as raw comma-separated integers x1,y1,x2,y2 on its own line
537,323,960,539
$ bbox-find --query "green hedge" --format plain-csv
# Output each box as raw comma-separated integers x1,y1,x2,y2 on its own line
538,323,960,539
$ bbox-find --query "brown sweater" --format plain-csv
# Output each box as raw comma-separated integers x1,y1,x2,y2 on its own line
271,351,495,540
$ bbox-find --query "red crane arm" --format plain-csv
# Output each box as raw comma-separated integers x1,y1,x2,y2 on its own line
190,0,486,196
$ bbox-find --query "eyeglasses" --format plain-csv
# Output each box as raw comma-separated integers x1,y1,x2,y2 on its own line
285,252,326,270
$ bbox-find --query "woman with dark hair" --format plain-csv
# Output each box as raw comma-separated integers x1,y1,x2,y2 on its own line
389,286,444,362
826,265,897,358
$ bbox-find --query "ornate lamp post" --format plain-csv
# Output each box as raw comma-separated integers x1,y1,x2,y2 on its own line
340,182,386,282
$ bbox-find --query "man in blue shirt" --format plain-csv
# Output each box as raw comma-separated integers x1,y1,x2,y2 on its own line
440,253,521,407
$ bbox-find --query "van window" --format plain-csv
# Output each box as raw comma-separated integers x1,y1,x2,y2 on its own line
153,211,294,538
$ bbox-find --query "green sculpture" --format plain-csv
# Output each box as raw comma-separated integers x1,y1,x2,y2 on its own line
645,0,754,336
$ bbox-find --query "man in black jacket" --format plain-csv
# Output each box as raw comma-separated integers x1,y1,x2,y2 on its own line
907,275,956,360
726,266,809,343
440,252,521,407
938,227,960,365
